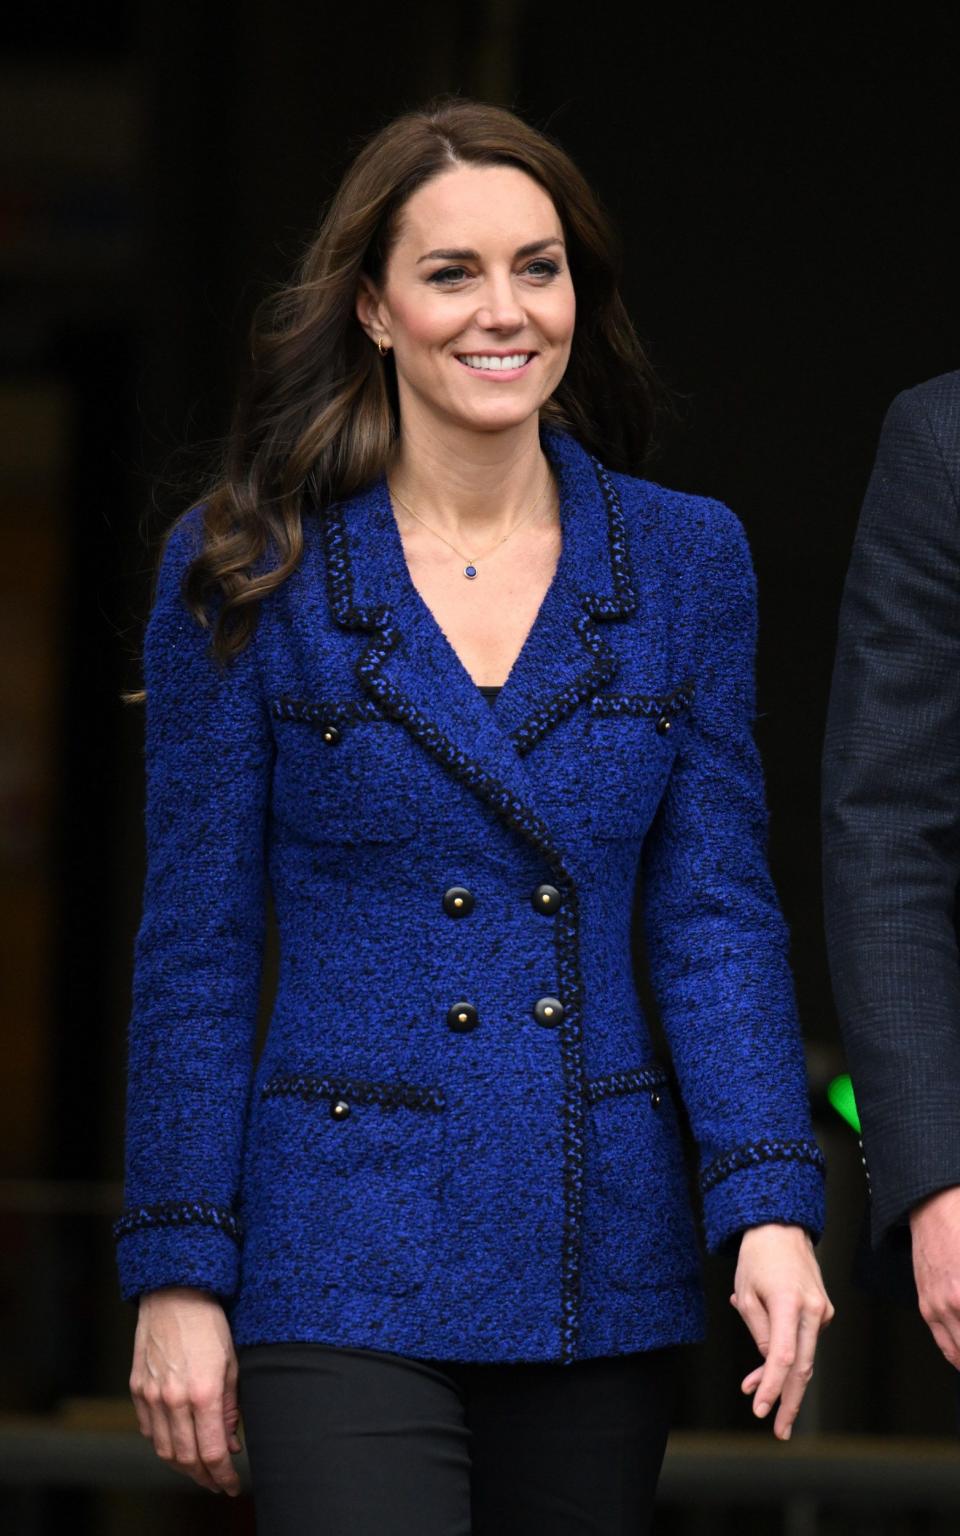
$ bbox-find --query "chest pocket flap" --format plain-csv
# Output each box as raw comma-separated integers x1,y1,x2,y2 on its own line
587,680,695,840
270,694,424,843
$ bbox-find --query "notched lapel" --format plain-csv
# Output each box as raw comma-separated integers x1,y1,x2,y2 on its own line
493,432,642,754
322,473,557,847
319,429,642,868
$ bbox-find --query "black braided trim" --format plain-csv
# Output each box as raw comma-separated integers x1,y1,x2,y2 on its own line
112,1199,242,1243
700,1139,827,1195
585,1066,670,1103
323,501,588,1364
271,694,385,725
589,679,696,719
509,458,639,757
262,1072,445,1112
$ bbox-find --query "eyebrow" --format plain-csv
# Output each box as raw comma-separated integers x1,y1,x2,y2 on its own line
416,237,565,265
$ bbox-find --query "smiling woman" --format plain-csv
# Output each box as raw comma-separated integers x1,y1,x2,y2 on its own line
116,95,831,1536
355,159,576,637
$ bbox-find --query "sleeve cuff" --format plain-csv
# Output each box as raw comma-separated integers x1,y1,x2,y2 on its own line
114,1201,242,1304
700,1140,827,1253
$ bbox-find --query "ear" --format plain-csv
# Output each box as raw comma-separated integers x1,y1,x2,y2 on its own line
356,276,390,347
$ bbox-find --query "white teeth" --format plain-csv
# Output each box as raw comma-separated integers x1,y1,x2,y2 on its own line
458,353,531,371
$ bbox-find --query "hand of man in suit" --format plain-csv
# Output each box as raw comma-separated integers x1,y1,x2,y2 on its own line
911,1187,960,1366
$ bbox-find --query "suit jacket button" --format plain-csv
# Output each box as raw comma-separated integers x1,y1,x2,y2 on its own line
533,996,565,1027
322,723,341,745
331,1098,350,1120
447,1001,479,1032
655,715,672,735
650,1090,662,1109
532,883,561,915
443,886,475,918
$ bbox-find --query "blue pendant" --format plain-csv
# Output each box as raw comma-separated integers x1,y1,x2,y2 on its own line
464,564,477,579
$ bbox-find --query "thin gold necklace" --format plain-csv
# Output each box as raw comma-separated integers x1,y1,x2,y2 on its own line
388,469,554,580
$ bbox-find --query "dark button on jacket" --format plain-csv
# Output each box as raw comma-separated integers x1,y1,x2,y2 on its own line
533,996,565,1027
447,1000,479,1033
442,885,475,918
532,883,561,915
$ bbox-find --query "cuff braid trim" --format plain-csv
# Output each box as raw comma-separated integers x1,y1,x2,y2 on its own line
112,1200,243,1244
700,1139,826,1195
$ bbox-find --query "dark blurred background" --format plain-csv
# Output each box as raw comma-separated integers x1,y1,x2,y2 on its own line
2,4,959,1532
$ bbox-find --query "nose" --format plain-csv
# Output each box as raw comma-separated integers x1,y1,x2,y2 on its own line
474,271,525,332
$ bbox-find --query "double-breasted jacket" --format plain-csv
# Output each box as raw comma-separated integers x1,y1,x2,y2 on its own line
114,425,825,1363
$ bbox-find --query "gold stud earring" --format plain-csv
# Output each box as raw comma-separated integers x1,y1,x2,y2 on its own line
377,336,390,357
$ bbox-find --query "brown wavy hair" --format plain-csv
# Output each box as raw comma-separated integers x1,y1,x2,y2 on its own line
126,94,662,701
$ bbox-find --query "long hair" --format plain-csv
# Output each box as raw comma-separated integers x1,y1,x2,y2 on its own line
129,95,662,697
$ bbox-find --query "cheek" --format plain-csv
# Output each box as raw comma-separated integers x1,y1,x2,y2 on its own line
538,285,576,348
389,294,460,354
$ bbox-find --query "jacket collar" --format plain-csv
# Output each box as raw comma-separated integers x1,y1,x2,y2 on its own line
321,426,641,859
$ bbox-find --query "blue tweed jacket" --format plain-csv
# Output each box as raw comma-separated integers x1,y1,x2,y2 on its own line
114,426,825,1364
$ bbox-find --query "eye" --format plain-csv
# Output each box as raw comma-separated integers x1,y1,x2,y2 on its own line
523,259,561,279
427,266,471,286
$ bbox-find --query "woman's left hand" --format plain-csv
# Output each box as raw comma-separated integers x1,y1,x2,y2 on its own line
730,1223,835,1441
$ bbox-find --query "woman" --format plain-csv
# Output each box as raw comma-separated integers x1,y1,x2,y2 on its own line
116,97,832,1534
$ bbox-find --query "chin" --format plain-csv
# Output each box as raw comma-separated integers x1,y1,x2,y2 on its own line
447,396,546,436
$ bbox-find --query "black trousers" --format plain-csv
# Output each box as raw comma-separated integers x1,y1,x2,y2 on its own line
237,1341,678,1536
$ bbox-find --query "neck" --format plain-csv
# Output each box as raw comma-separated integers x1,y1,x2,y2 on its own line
388,412,553,539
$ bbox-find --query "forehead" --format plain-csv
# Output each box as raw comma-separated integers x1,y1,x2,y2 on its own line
394,163,562,250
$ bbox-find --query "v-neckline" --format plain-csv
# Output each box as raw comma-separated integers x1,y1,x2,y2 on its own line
379,439,574,709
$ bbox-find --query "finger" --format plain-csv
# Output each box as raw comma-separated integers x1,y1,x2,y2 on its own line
165,1398,222,1493
129,1384,153,1442
147,1396,175,1466
195,1395,242,1496
925,1314,960,1370
741,1365,764,1395
735,1292,771,1360
772,1307,821,1440
753,1296,800,1421
934,1297,960,1366
223,1357,243,1455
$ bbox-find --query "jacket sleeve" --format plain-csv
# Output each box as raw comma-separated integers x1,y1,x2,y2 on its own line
113,507,273,1303
822,384,960,1246
640,499,826,1253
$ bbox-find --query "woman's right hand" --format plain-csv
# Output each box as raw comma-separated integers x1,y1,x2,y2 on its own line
130,1285,243,1495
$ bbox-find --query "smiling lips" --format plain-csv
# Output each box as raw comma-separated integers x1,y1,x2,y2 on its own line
455,351,536,374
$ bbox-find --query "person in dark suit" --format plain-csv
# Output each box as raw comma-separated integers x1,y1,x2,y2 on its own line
823,371,960,1369
116,96,831,1534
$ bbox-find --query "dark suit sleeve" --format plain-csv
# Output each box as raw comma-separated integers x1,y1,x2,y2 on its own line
822,382,960,1246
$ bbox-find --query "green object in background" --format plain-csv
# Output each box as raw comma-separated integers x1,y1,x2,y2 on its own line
827,1073,861,1135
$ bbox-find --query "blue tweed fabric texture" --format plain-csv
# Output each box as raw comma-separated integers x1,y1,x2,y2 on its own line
114,425,825,1363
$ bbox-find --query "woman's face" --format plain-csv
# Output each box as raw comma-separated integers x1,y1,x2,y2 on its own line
358,163,576,438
